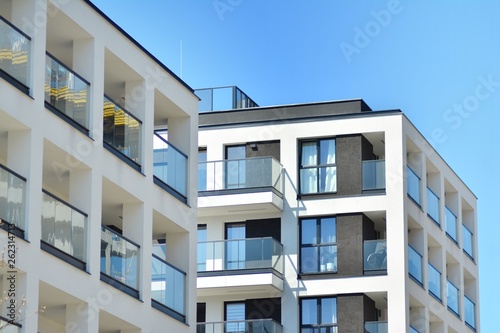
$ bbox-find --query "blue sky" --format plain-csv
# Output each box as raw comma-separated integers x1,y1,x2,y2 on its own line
91,0,498,330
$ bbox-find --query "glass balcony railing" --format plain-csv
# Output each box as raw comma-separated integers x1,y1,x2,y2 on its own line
151,254,186,317
464,295,476,329
103,95,142,166
446,280,459,316
198,157,283,194
153,133,187,198
462,225,474,259
409,326,420,333
408,245,423,284
45,53,90,131
407,166,421,205
445,206,457,243
362,160,385,191
363,240,387,273
100,225,140,291
428,263,442,300
0,15,31,92
0,315,21,332
426,187,440,224
41,190,87,262
364,321,388,333
0,164,26,232
195,86,259,112
198,319,283,333
197,237,283,274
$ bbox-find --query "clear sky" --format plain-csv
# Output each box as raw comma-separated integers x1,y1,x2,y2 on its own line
90,0,498,330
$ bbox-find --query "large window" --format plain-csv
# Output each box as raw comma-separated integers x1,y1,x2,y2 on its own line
226,145,246,189
197,225,207,271
301,297,337,333
300,139,336,194
300,217,337,274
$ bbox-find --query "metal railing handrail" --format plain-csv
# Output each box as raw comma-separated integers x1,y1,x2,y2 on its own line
0,15,31,40
46,51,90,86
42,189,88,217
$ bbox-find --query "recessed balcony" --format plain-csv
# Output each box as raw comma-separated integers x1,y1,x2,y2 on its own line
197,237,284,296
0,15,30,94
363,239,387,275
198,157,283,217
362,160,385,193
0,163,26,238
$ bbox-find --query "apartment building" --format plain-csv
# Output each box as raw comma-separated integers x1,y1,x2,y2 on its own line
0,0,198,332
195,86,479,333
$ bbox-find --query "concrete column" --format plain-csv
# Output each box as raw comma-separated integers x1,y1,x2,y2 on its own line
19,272,39,333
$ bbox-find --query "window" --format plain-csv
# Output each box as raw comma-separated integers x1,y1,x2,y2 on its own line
300,217,337,274
407,166,420,204
198,148,207,191
225,223,246,270
226,145,246,189
299,139,336,194
197,225,207,271
301,297,337,332
225,302,245,333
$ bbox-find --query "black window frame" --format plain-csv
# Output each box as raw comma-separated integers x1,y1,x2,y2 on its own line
299,216,337,275
300,296,338,331
298,138,337,195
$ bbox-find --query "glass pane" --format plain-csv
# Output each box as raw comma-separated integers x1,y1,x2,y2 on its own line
462,225,473,258
301,142,317,166
428,264,441,299
319,245,337,272
464,296,475,328
445,207,457,241
0,18,31,87
408,246,423,283
198,150,207,191
319,139,335,165
364,240,387,271
301,299,317,325
319,166,337,192
300,168,318,194
301,247,319,273
7,171,26,229
407,166,420,204
321,298,337,324
320,217,336,243
362,160,386,191
301,219,317,245
426,188,440,223
226,303,245,333
54,201,72,255
71,210,86,262
447,280,459,314
41,194,56,246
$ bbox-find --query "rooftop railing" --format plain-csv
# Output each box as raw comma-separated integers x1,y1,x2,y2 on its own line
362,160,385,192
0,15,31,93
197,237,283,275
100,225,140,295
103,95,142,168
151,254,186,321
41,190,87,265
153,132,187,200
198,319,283,333
0,163,26,234
45,53,90,132
195,86,258,112
198,157,283,194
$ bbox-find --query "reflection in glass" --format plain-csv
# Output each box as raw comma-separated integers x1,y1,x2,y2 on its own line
445,206,457,242
0,165,26,231
0,16,31,88
151,255,186,316
103,96,142,164
41,191,87,262
446,280,459,315
464,296,475,329
407,166,420,204
428,263,441,300
198,319,283,333
426,188,440,224
45,54,90,129
364,321,388,333
300,217,337,273
408,246,423,284
100,226,139,290
300,140,336,194
364,240,387,272
153,132,187,197
362,160,386,191
462,225,473,258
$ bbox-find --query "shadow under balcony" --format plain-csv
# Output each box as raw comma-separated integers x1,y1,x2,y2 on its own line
197,237,284,296
198,157,283,217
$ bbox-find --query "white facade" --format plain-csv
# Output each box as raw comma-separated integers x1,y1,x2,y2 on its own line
196,97,479,333
0,0,198,332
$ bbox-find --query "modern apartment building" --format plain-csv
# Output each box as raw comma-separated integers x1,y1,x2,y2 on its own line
195,86,479,333
0,0,198,332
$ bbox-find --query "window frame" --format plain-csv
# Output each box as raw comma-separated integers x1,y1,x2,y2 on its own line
298,138,337,195
300,296,338,331
299,216,337,274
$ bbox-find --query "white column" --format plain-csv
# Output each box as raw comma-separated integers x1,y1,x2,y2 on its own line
65,303,99,333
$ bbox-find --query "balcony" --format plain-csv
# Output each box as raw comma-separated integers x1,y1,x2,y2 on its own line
195,86,258,112
363,240,387,275
0,164,26,238
103,96,142,171
462,225,474,259
198,157,283,216
41,190,87,270
408,245,423,285
151,254,186,322
45,53,90,134
153,133,188,203
362,160,385,193
445,206,458,244
428,263,441,300
197,319,283,333
364,321,387,333
0,15,30,94
426,187,440,225
100,225,140,298
197,237,284,296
